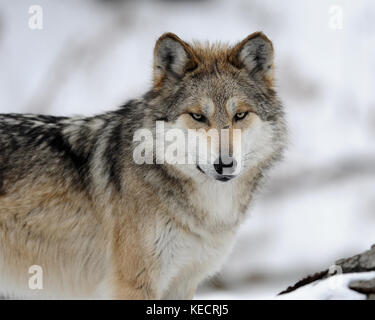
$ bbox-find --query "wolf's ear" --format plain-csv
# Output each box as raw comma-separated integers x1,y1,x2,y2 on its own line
229,32,274,86
153,33,198,87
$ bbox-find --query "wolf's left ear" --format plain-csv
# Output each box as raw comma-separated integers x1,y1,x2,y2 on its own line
153,33,198,87
229,32,274,86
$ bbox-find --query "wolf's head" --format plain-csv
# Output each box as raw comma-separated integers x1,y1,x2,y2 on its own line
143,32,286,183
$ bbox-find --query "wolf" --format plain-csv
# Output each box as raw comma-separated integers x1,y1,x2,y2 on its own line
0,32,286,299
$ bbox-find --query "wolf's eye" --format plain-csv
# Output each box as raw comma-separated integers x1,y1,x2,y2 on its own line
190,113,206,123
234,112,248,121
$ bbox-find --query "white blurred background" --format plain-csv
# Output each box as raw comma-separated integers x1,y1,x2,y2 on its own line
0,0,374,299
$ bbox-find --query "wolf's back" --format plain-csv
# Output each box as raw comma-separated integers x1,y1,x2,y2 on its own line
0,113,90,195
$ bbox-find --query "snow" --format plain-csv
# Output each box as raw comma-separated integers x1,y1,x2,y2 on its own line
197,272,375,300
277,272,375,300
0,0,374,299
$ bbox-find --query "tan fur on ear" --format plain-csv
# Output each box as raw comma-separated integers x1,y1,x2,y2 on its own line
153,33,199,89
229,32,274,88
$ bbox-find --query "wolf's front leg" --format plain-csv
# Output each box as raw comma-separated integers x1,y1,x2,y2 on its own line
111,266,159,300
162,282,197,300
113,283,157,300
161,272,202,300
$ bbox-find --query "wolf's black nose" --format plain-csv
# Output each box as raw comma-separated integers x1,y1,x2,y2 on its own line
214,156,237,176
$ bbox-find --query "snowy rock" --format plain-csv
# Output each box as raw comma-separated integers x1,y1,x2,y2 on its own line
279,245,375,300
277,272,375,300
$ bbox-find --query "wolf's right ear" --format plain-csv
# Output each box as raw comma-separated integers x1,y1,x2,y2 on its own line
153,33,198,88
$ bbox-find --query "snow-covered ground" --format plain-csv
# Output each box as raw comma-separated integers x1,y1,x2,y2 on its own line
0,0,374,299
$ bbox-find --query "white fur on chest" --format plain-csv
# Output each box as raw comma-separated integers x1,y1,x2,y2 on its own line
193,179,239,225
152,180,240,298
153,225,236,298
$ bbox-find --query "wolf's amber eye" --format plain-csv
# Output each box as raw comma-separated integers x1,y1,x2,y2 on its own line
190,113,206,123
234,112,248,121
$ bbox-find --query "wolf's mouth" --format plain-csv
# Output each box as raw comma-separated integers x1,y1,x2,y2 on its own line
196,165,234,182
217,176,233,182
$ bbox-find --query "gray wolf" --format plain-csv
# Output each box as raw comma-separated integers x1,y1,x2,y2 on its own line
0,32,286,299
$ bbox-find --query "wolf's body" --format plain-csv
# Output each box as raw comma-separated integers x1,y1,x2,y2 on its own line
0,32,286,299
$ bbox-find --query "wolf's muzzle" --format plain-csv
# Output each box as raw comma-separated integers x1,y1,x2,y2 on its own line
213,156,237,176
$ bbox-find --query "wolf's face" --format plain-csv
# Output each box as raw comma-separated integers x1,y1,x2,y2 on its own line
149,32,286,183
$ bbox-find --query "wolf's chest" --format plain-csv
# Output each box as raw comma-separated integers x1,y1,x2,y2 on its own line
152,182,241,297
192,180,241,226
153,222,236,297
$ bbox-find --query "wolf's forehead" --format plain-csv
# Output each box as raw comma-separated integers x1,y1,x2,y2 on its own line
199,97,215,115
195,76,239,101
198,96,243,116
191,41,232,65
